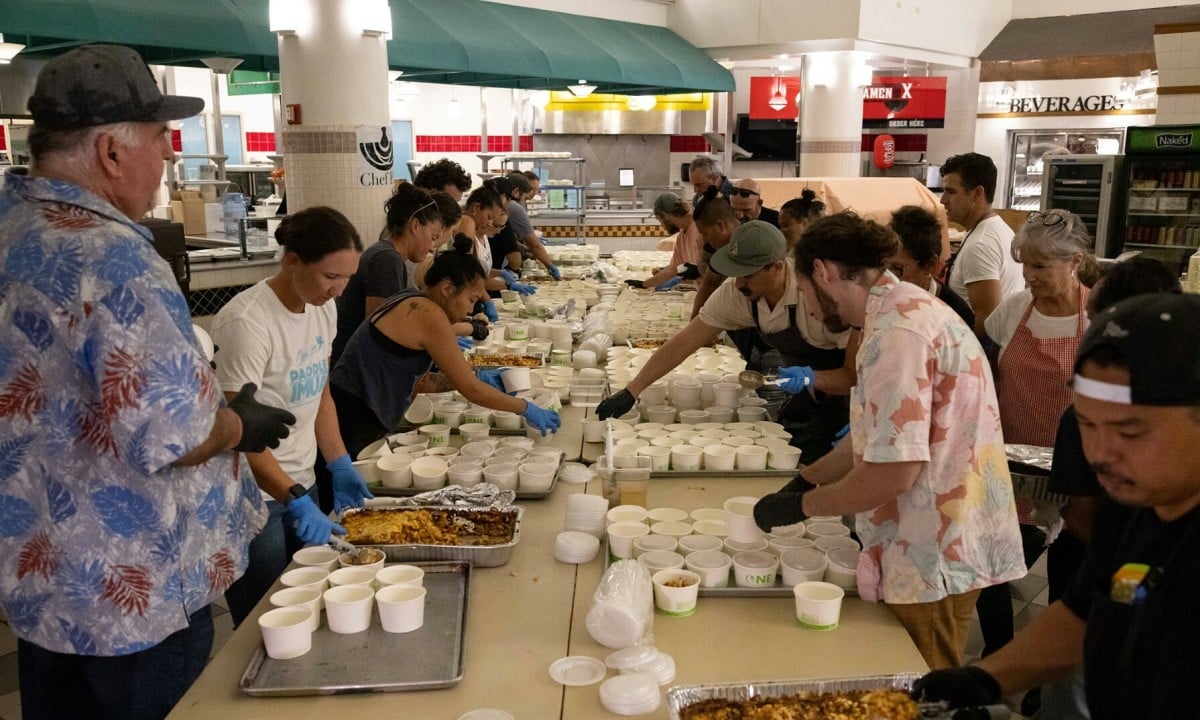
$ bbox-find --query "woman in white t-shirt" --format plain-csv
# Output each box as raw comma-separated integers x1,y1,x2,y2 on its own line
212,206,372,626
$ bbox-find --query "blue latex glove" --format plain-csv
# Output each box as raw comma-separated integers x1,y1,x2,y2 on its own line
777,366,816,394
547,264,562,280
328,453,373,514
287,494,346,546
510,282,536,296
477,368,507,393
457,336,474,351
655,276,682,292
483,299,499,323
523,400,561,436
498,268,518,287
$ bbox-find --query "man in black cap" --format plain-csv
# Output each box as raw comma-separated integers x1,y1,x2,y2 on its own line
0,45,293,719
914,293,1200,720
488,171,560,280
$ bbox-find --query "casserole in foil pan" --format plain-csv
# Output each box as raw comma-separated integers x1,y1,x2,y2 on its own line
338,503,523,568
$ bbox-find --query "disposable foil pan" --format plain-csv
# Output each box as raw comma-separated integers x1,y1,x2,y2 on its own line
339,504,523,568
666,673,921,720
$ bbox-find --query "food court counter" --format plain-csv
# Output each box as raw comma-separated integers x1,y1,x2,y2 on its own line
168,405,927,720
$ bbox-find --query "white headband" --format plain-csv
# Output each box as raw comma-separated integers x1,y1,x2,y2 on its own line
1073,374,1132,404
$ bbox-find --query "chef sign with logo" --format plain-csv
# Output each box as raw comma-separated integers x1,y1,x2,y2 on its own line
356,124,394,187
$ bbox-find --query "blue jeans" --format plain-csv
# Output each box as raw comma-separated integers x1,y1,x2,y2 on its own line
18,605,213,720
224,486,312,626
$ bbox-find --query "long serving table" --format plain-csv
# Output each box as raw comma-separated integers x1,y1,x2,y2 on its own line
168,405,927,719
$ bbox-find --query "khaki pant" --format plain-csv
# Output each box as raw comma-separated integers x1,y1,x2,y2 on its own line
886,589,981,670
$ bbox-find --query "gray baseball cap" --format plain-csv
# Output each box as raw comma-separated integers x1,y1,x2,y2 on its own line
28,45,204,130
505,172,533,193
653,192,686,216
710,220,787,277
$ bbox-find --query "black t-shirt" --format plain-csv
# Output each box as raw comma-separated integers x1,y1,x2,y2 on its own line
333,239,408,364
758,206,781,228
1048,407,1100,496
1061,500,1200,720
488,224,520,270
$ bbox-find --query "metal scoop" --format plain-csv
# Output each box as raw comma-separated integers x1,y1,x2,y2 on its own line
737,370,785,391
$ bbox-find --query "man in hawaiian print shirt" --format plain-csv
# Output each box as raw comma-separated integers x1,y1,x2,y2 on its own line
754,212,1025,670
0,45,293,719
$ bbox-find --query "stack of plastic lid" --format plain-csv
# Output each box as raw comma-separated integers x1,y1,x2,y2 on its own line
564,493,609,538
548,655,607,686
555,531,601,564
605,645,676,685
599,673,661,716
558,461,595,484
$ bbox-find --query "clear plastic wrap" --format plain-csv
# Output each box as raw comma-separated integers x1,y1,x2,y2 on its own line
586,559,656,649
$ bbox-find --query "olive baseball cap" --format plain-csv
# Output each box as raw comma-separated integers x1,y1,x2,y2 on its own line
709,220,787,277
28,44,204,130
653,192,685,216
1073,292,1200,406
505,172,533,194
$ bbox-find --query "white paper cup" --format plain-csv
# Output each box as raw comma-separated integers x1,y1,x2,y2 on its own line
377,453,414,489
723,496,762,543
337,548,385,574
692,519,729,537
639,382,668,407
376,585,427,634
463,407,492,426
418,423,451,448
815,536,861,554
483,462,519,491
607,505,648,525
633,534,678,558
735,445,769,470
651,569,701,617
724,537,769,554
689,508,725,523
324,585,375,634
258,607,313,659
650,520,693,538
268,588,322,633
507,323,530,340
376,564,425,588
292,546,340,572
460,441,495,459
770,536,818,556
702,444,736,471
644,405,677,424
328,567,377,588
518,462,556,492
704,406,736,424
805,521,852,541
670,445,704,471
448,462,484,487
501,367,532,393
459,424,491,444
607,521,650,559
352,458,382,486
713,382,742,408
780,548,828,586
410,456,449,490
737,406,768,423
793,581,844,630
684,549,732,588
639,550,686,573
823,547,861,591
583,420,606,443
492,411,522,429
280,567,330,596
732,550,779,588
637,446,672,471
767,446,803,470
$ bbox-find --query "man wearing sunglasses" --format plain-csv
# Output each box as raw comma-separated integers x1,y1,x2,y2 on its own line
729,179,781,228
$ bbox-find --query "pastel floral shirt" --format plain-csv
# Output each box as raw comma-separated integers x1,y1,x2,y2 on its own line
850,272,1025,604
0,169,265,655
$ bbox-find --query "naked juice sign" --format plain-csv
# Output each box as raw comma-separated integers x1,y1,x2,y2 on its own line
861,76,947,129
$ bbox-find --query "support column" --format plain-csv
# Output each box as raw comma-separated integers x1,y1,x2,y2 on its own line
799,52,867,178
275,0,393,242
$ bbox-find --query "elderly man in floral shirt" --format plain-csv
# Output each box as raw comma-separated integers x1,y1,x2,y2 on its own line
754,212,1024,670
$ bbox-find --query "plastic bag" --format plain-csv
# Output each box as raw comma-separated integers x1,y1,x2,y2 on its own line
586,559,655,649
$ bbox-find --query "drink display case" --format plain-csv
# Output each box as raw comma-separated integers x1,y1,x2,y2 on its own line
1006,129,1124,212
1041,155,1122,257
1115,124,1200,274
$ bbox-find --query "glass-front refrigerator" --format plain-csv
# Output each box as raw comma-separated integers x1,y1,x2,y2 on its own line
1115,124,1200,275
1041,155,1123,257
1006,129,1125,212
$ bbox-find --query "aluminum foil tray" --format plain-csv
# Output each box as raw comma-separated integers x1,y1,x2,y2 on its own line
666,673,921,720
339,505,523,568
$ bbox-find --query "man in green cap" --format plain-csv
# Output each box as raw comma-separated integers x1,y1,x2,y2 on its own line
598,221,858,460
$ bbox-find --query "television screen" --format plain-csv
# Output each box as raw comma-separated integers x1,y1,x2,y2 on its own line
734,115,797,161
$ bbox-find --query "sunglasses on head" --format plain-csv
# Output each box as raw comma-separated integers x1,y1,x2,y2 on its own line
729,188,760,198
1026,210,1068,227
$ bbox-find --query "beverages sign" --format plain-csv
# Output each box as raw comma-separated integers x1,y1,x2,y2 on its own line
862,76,946,129
1005,95,1125,113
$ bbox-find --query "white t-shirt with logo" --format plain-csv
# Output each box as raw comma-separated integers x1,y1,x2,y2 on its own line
948,214,1025,309
212,280,336,497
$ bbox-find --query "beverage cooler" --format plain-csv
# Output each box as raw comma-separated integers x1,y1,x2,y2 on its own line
1114,124,1200,274
1005,129,1124,212
1041,155,1123,257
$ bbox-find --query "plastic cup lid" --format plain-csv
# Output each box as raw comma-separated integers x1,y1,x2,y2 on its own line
457,710,515,720
600,672,661,709
548,655,607,686
604,644,658,670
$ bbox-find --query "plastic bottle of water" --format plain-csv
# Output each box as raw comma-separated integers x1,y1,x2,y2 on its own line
222,192,246,236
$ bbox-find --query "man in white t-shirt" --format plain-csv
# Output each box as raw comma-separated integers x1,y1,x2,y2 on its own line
939,152,1024,336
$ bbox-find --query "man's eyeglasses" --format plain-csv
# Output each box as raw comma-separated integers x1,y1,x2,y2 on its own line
1026,210,1068,227
729,188,760,198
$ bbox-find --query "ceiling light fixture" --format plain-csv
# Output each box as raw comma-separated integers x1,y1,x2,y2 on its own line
0,34,24,64
768,72,788,112
627,95,657,111
568,80,597,98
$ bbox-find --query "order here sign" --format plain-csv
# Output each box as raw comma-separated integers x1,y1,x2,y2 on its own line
861,76,947,129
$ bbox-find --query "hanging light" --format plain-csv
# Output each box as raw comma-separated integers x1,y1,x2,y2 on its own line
568,80,597,98
767,73,788,112
0,34,24,64
627,95,657,111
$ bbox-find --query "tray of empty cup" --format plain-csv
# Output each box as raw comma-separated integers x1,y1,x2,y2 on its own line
240,560,470,696
338,505,524,568
588,420,803,477
368,442,565,500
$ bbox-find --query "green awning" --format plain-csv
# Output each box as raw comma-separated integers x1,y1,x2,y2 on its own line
0,0,734,94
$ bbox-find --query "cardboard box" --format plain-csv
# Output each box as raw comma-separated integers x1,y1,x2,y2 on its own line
170,190,206,235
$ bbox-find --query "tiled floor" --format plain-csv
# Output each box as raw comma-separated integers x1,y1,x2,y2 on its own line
0,559,1049,719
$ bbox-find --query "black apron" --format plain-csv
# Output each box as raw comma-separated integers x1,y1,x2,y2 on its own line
749,300,848,462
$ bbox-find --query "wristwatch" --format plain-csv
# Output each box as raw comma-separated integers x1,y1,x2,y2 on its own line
286,483,307,503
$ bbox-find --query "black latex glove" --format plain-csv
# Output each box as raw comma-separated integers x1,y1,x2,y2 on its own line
753,492,808,533
911,666,1002,709
776,473,817,494
624,279,645,289
596,388,636,420
469,318,491,341
228,382,297,453
677,263,701,280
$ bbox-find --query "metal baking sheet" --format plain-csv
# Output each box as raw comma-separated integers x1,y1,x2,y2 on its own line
666,673,921,720
240,561,471,696
371,465,561,500
343,505,524,568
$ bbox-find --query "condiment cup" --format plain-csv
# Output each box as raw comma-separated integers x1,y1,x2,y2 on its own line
689,508,725,523
735,445,769,471
501,367,532,393
732,550,779,588
770,536,818,557
607,521,650,559
376,453,414,489
459,423,491,444
583,419,606,443
805,521,852,541
268,588,322,633
606,505,648,525
651,569,701,617
780,548,828,586
337,548,385,574
328,567,377,589
448,462,484,487
292,546,340,572
670,445,703,471
518,462,556,493
633,534,678,558
702,445,737,471
409,456,449,490
678,534,724,555
816,536,861,554
724,536,769,554
352,458,382,486
375,564,425,588
258,607,314,659
723,496,762,543
418,423,451,448
692,519,729,537
492,411,522,429
483,462,519,491
323,585,375,634
280,567,330,596
650,520,693,538
684,550,732,588
376,585,427,634
637,446,672,471
823,547,861,591
793,581,844,630
767,446,803,470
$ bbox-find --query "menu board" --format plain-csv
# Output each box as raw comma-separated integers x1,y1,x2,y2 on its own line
861,76,947,129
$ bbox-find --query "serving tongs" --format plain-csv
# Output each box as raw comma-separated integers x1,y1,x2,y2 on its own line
327,535,370,562
917,701,1011,720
